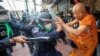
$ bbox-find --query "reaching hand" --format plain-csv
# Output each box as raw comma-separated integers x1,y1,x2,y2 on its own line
55,17,63,32
55,17,64,25
12,35,26,44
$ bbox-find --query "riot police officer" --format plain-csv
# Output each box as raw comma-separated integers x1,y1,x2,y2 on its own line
32,11,65,56
0,6,26,56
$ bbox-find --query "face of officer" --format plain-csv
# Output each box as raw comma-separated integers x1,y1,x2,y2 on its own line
72,3,87,20
43,20,52,31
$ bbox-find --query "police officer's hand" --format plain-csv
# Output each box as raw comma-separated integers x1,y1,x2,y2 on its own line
12,35,26,44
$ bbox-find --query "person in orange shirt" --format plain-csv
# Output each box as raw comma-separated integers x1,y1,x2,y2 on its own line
56,3,98,56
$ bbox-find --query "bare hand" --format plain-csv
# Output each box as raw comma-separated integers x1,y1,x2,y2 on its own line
55,17,63,32
12,35,26,44
55,17,64,24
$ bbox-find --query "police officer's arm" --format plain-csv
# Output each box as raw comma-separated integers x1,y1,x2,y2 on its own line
0,37,15,49
0,36,26,49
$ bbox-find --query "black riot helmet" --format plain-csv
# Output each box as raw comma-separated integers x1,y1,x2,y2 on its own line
0,6,13,39
39,12,52,21
38,12,53,32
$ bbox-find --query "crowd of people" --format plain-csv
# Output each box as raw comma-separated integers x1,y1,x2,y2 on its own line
0,2,98,56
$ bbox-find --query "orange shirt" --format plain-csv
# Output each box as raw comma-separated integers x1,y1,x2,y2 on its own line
78,14,98,47
69,14,98,56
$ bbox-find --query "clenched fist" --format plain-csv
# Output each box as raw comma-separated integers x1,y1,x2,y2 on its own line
11,35,26,44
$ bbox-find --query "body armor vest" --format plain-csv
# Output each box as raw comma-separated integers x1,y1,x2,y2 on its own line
0,22,13,39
